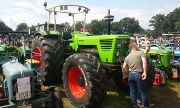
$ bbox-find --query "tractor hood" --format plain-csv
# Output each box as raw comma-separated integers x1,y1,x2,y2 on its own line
0,56,34,100
148,49,174,56
0,56,33,80
2,61,33,80
70,32,130,63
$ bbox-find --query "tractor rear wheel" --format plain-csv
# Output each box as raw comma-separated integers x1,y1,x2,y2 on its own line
112,70,129,91
62,53,107,108
31,36,64,85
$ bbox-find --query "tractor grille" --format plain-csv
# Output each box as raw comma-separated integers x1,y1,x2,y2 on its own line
116,39,129,48
116,39,129,51
100,39,113,51
116,39,129,55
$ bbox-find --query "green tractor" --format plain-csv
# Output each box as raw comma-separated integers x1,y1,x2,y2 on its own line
31,3,155,107
147,49,174,85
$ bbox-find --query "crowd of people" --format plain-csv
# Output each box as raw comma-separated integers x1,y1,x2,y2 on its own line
0,35,32,47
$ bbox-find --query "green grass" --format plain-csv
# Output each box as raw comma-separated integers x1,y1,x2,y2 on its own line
62,79,180,108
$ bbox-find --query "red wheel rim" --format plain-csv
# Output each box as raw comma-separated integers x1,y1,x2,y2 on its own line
33,47,43,68
68,66,85,98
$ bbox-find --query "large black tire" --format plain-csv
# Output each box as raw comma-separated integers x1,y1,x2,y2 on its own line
62,53,108,108
31,36,64,85
112,70,129,92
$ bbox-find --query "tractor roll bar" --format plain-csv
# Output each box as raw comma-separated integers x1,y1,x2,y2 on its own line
45,4,90,32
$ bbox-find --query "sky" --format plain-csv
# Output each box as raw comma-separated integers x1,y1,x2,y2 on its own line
0,0,180,30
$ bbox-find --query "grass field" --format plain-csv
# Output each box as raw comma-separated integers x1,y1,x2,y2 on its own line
62,79,180,108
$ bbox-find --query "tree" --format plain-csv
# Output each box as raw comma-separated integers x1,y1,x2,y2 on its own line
149,14,166,36
175,21,180,31
64,22,72,32
149,7,180,35
112,21,122,34
16,23,28,32
166,7,180,32
0,20,13,31
86,19,107,35
75,21,83,31
119,17,141,35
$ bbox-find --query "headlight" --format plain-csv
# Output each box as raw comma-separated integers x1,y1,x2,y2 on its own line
117,44,122,47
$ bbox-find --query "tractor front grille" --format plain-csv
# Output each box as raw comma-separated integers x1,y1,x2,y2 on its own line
116,39,129,49
100,39,113,51
115,39,129,56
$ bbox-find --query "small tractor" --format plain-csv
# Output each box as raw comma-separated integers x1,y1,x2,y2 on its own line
0,35,62,108
31,3,155,107
147,49,174,85
162,43,180,79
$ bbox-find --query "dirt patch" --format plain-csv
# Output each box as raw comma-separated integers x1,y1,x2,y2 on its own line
149,80,180,108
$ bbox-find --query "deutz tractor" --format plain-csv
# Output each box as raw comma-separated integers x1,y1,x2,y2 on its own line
31,3,155,107
147,49,174,85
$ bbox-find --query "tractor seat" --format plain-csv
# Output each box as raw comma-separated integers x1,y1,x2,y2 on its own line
25,59,40,64
62,32,72,40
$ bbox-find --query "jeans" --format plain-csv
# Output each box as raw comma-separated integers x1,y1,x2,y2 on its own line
128,72,149,108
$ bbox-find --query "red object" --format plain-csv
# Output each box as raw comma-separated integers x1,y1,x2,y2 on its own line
68,66,85,98
153,73,162,85
44,1,47,8
33,47,43,68
121,78,129,85
0,88,5,98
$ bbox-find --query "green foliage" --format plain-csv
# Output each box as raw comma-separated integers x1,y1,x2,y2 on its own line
75,21,83,31
86,19,107,35
119,17,141,35
16,23,28,32
0,20,13,31
149,14,166,36
150,7,180,36
86,17,141,35
64,22,73,32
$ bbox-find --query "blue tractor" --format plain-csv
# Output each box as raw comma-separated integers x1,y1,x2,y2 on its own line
164,43,180,79
0,37,62,108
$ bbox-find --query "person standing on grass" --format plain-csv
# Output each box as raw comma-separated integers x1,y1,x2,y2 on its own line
122,43,149,108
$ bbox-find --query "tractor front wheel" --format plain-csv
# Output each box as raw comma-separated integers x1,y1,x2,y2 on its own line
62,53,107,107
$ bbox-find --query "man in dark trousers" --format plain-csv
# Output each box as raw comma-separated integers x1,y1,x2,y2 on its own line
122,43,149,108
